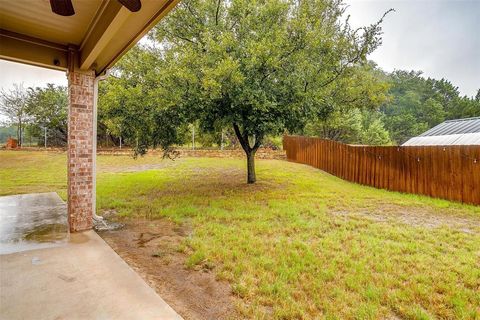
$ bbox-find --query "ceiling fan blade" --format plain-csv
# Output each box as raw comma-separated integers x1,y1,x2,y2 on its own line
117,0,141,12
50,0,75,16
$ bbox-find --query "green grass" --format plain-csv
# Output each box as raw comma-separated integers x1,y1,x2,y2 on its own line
0,150,68,199
1,150,480,319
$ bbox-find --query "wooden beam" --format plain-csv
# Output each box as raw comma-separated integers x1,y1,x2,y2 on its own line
0,29,68,71
78,0,180,75
98,0,180,74
78,0,126,71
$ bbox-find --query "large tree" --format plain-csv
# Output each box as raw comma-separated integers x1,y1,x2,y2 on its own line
102,0,389,183
155,0,390,183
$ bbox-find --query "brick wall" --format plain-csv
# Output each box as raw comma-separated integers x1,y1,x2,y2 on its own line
67,70,95,232
96,148,286,160
174,148,286,159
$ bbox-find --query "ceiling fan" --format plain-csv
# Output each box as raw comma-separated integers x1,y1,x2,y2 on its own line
50,0,142,16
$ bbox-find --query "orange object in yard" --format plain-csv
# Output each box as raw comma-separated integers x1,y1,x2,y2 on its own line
6,137,18,149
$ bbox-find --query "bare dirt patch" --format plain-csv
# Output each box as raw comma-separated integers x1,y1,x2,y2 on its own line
98,218,239,320
98,162,176,173
332,204,480,234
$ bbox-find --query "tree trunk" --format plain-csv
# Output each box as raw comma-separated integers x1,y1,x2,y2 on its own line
232,123,262,184
17,119,22,146
246,150,256,184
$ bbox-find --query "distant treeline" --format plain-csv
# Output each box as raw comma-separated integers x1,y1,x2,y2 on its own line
1,66,479,148
302,67,479,145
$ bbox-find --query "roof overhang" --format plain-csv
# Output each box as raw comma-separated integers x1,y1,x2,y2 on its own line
0,0,178,75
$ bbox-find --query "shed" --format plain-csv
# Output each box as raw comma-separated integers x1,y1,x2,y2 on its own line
402,117,480,146
5,137,18,149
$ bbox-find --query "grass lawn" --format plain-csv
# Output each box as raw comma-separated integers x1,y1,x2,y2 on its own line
1,150,479,319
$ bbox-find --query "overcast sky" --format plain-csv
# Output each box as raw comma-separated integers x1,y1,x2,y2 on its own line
344,0,479,97
0,0,479,100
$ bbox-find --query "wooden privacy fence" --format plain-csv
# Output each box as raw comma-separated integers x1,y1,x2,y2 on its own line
283,135,480,205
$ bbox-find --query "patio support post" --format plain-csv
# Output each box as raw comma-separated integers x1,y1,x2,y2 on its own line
67,48,96,232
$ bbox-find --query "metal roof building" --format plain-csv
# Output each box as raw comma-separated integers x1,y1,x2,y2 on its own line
402,117,480,146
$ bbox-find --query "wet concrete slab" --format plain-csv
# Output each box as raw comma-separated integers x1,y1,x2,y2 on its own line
0,230,183,320
0,192,68,255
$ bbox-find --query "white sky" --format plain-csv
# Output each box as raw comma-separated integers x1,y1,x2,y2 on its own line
0,60,67,90
344,0,480,97
0,0,479,107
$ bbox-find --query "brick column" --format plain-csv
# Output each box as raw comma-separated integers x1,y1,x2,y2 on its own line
67,70,95,232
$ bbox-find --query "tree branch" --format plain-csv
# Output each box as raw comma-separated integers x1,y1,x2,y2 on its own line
233,123,249,153
215,0,221,26
164,30,198,45
252,134,263,152
185,1,204,26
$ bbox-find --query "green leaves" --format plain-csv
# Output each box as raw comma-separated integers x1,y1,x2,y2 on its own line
152,0,387,139
99,0,390,179
24,84,68,146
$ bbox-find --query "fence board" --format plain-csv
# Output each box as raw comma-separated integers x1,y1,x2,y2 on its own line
283,135,480,205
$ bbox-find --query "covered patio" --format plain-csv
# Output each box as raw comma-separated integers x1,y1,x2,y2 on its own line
0,192,182,319
1,1,183,318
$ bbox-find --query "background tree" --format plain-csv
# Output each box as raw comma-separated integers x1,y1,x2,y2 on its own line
360,111,392,145
380,71,480,144
25,84,68,147
0,84,29,146
305,109,391,145
99,46,190,154
304,61,391,145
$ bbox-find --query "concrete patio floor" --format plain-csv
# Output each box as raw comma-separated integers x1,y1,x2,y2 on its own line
0,193,182,320
0,192,69,255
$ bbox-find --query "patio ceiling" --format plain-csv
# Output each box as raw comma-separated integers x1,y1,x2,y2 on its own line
0,0,178,74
